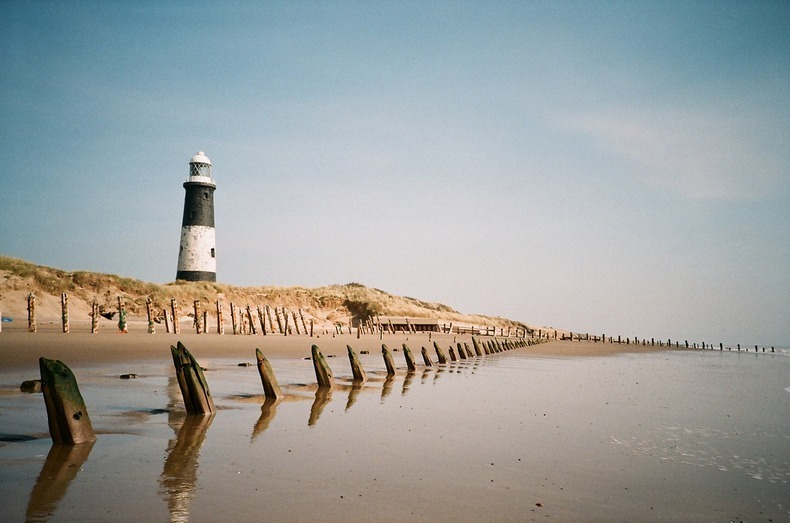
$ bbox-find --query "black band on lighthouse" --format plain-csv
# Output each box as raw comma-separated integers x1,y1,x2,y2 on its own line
181,181,215,227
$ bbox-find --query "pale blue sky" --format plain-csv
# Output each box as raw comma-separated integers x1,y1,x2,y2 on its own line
1,1,788,345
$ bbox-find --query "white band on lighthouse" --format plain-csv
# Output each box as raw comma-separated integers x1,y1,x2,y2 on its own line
177,225,216,273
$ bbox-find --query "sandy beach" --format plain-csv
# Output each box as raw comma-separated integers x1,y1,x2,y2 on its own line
1,331,787,522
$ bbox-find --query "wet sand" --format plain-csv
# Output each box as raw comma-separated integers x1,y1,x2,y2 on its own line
0,331,787,521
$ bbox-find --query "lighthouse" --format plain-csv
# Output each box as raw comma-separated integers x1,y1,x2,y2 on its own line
176,151,217,282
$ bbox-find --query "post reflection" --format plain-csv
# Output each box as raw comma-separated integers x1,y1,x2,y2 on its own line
401,371,415,396
345,382,363,411
381,376,395,401
25,441,95,522
309,387,332,426
160,414,215,523
252,397,282,441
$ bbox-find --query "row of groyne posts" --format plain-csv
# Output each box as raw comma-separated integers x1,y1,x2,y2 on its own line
5,293,530,339
29,336,542,444
562,331,777,353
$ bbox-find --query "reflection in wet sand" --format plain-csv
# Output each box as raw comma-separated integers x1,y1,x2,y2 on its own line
25,442,95,522
381,376,395,401
421,368,432,384
401,371,415,396
160,414,215,523
252,397,282,441
309,387,332,426
345,382,363,411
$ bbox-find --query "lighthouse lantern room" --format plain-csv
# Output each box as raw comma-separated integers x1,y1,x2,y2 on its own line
176,151,217,282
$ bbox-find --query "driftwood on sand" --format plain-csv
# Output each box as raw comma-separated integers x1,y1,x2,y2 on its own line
170,341,215,415
39,357,96,444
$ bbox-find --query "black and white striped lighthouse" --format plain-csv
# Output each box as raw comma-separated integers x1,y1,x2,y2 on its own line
176,151,217,282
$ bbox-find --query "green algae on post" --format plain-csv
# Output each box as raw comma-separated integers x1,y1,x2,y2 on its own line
39,357,96,444
170,341,215,415
347,345,367,382
433,341,448,364
382,344,396,375
311,345,335,388
255,348,283,399
402,343,417,371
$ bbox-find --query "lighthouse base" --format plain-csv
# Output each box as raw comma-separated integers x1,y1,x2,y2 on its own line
176,270,216,282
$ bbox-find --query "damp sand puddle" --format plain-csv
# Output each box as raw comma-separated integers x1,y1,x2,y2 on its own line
1,349,788,521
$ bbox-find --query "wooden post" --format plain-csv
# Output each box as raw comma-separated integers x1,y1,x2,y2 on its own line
193,300,202,334
27,293,36,333
283,311,290,336
61,292,69,333
171,299,180,334
202,311,207,333
117,296,127,333
311,345,335,388
255,348,283,399
257,306,267,335
382,344,396,376
266,305,276,334
292,310,301,335
347,345,367,382
247,305,257,335
299,309,308,334
402,344,417,371
216,300,224,335
230,302,238,334
310,319,314,337
146,297,155,334
275,307,284,334
91,300,99,334
163,308,171,333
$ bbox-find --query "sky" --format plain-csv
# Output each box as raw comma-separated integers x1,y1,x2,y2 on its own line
1,1,788,346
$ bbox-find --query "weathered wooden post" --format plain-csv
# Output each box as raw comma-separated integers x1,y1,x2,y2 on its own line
448,347,457,361
310,319,314,337
146,297,155,334
421,347,433,366
265,305,276,334
170,341,214,415
27,293,36,333
257,306,267,335
456,342,466,360
202,311,207,333
193,300,202,334
402,344,417,371
117,296,127,333
347,345,367,382
292,310,301,335
433,341,447,364
246,305,257,335
230,302,238,334
90,301,99,333
472,337,483,356
283,311,290,336
275,307,284,334
255,348,283,399
299,309,308,334
171,299,180,334
382,344,397,376
216,300,224,334
311,345,334,388
163,308,171,333
60,292,69,333
39,357,96,444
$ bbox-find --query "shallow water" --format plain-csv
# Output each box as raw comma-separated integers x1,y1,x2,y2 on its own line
1,348,788,521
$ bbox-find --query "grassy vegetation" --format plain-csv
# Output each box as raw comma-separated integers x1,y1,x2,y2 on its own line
0,255,527,329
